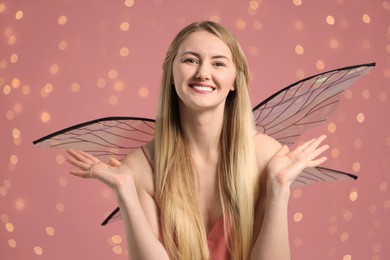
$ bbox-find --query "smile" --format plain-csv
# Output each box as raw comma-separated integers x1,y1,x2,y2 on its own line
190,84,215,92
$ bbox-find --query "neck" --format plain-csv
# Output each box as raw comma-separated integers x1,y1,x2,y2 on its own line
179,103,225,157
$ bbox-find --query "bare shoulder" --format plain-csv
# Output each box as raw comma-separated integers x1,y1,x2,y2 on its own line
121,140,155,196
254,133,282,170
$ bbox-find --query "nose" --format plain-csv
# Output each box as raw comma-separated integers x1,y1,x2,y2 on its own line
195,63,210,80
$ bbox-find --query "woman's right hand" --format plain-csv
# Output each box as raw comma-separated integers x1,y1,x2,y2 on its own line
66,149,135,192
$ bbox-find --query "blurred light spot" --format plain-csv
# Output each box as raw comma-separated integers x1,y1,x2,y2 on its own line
379,92,387,102
384,1,390,10
343,210,352,221
3,85,11,95
113,81,124,91
8,35,16,45
22,85,31,95
248,46,259,56
369,204,377,214
249,0,260,10
58,15,67,25
119,47,129,57
294,20,304,30
14,103,23,114
349,189,358,201
356,113,365,123
362,40,371,50
294,44,304,55
293,237,303,247
327,122,336,133
329,224,338,234
112,245,123,254
292,188,302,199
70,82,80,92
56,154,65,165
97,78,106,88
40,111,51,123
253,20,263,30
10,53,18,63
3,180,11,189
58,177,68,187
379,182,388,192
352,162,361,172
295,69,304,79
120,22,130,31
5,222,14,232
15,10,23,20
383,67,390,78
124,0,135,7
108,69,118,80
15,198,25,211
0,59,7,68
236,20,247,30
0,187,7,196
293,0,302,6
340,232,349,242
315,60,325,70
362,14,371,24
362,89,370,99
0,3,5,13
13,137,22,147
8,239,16,248
108,95,119,105
343,255,352,260
326,15,335,25
293,212,303,222
56,203,65,212
353,138,362,148
10,154,18,165
1,214,9,223
373,244,382,253
58,40,67,50
345,89,353,99
11,78,20,88
329,38,339,49
50,64,59,75
100,188,111,199
46,226,55,236
384,200,390,210
34,246,43,255
6,110,15,120
331,148,340,158
111,234,122,244
138,86,150,98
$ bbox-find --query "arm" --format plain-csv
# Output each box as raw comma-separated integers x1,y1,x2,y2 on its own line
67,149,169,260
251,135,329,260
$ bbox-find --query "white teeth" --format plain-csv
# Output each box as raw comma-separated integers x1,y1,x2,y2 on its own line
192,85,213,92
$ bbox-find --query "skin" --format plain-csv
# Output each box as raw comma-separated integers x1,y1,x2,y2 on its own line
67,31,329,260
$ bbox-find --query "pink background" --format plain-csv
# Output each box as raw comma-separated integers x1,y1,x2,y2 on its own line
1,0,390,259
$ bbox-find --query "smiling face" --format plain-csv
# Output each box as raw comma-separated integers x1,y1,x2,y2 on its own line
172,30,237,113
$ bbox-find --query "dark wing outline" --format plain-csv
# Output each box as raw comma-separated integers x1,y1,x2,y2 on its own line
33,116,155,161
253,62,375,187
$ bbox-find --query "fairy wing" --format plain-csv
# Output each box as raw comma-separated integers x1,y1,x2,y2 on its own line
253,62,375,187
33,116,155,162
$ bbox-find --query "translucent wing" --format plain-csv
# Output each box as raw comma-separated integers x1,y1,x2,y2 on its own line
253,62,375,187
33,116,155,162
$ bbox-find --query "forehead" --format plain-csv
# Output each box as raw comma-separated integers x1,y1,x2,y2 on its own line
178,30,232,57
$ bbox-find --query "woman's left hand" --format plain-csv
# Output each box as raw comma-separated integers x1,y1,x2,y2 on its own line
267,135,329,190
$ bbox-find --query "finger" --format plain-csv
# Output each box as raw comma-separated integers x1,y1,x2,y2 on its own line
69,169,92,178
306,156,328,168
275,145,290,157
66,155,91,170
299,144,330,161
108,158,122,167
66,149,97,165
303,135,327,152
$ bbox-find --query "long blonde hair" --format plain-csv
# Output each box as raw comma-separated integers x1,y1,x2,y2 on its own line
155,21,258,260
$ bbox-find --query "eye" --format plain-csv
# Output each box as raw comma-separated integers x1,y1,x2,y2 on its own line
213,61,226,67
183,57,199,64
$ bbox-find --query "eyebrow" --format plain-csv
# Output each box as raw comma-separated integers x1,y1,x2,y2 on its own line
181,51,231,61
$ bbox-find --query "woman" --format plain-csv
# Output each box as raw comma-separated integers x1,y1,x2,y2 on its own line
67,21,329,260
